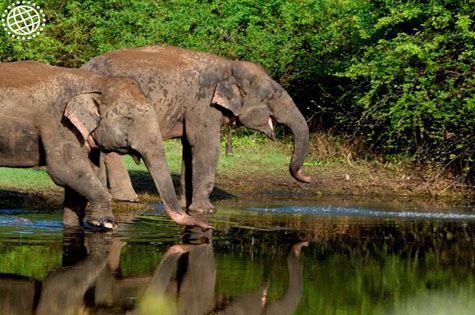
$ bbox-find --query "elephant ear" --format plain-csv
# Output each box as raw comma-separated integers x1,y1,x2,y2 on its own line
63,92,101,142
211,77,242,116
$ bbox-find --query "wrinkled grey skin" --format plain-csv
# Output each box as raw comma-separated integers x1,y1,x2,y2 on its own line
0,61,209,230
83,45,311,213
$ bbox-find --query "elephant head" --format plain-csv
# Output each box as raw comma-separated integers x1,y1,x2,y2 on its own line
212,61,311,183
64,77,210,230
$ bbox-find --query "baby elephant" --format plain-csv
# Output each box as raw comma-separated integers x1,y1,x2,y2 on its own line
0,61,210,230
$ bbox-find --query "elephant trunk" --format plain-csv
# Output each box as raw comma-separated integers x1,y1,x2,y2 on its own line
272,95,311,183
133,129,211,230
141,149,211,230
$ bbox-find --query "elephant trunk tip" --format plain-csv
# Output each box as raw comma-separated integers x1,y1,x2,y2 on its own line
291,168,311,183
166,206,212,231
290,241,309,257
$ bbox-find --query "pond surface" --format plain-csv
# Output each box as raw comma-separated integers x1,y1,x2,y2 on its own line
0,196,473,315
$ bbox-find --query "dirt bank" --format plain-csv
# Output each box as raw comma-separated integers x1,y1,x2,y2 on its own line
2,161,471,213
214,163,473,200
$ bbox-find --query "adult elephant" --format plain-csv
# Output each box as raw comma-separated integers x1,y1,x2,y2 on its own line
0,61,209,230
83,45,310,213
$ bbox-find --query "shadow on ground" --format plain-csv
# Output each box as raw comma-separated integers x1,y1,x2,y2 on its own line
128,170,235,200
0,171,234,211
0,190,62,210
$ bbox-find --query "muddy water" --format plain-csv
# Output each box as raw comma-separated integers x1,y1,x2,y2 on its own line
0,197,473,315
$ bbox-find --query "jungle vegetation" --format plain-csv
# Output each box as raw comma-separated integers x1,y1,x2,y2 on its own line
0,0,473,181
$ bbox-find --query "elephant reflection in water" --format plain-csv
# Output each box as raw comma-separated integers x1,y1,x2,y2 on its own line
35,231,120,315
217,241,308,315
134,227,308,315
0,229,124,315
0,228,306,315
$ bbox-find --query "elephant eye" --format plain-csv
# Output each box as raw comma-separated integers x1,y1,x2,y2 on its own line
121,116,134,126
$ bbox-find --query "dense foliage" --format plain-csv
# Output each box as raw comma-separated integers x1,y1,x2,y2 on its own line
0,0,473,179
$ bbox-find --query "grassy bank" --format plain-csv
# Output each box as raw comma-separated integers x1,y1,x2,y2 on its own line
0,133,472,207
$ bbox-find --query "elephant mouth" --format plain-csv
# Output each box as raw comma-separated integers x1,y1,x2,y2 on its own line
128,149,142,165
267,117,276,141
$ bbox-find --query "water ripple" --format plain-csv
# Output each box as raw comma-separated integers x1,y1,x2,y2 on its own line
246,206,475,220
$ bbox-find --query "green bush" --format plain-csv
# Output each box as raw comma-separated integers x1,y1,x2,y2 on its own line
0,0,473,180
334,0,475,179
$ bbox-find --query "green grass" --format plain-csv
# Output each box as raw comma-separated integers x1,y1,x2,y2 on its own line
124,140,183,174
1,134,470,198
0,136,294,193
126,136,294,175
0,167,58,191
216,135,292,175
0,243,62,280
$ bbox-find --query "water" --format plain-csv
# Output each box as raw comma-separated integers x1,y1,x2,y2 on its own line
246,206,475,220
0,196,473,315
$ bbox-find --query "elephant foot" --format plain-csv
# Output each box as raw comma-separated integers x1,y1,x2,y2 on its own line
188,200,216,214
86,216,118,230
109,188,140,203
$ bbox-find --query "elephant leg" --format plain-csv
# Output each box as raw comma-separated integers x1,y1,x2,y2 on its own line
39,124,117,229
105,152,139,202
180,136,193,209
187,131,220,214
46,151,116,229
95,151,107,188
62,187,87,227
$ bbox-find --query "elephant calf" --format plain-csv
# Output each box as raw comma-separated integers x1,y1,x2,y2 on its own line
0,61,209,230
